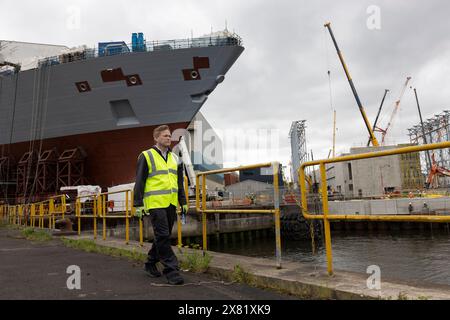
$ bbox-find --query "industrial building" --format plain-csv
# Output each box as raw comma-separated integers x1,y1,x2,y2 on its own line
185,112,225,190
408,110,450,187
240,163,283,185
326,144,423,198
224,172,239,186
225,179,273,200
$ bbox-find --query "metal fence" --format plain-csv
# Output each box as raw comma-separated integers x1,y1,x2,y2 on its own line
1,195,66,229
298,141,450,275
38,34,243,68
1,190,141,245
195,162,282,269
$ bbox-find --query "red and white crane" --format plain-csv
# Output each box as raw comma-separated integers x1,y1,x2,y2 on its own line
375,76,412,145
426,153,450,188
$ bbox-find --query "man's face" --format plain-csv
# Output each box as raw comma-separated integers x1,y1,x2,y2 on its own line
156,129,172,148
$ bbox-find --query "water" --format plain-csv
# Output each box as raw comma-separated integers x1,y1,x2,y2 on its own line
207,229,450,287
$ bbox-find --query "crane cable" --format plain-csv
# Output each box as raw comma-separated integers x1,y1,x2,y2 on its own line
24,64,46,203
328,70,337,159
324,27,336,156
26,65,52,204
22,65,39,202
0,75,5,200
4,72,20,204
0,75,7,201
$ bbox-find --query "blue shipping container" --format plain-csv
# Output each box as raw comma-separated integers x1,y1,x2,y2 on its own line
98,41,130,56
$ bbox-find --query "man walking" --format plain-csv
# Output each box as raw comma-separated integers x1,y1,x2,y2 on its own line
134,125,188,285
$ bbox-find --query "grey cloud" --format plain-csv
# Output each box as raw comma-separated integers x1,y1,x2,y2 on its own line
2,0,449,171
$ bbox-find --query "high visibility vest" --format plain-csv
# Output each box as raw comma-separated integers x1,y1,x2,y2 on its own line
142,148,179,210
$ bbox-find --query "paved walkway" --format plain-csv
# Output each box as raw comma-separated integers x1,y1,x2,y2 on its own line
67,234,450,300
0,227,297,300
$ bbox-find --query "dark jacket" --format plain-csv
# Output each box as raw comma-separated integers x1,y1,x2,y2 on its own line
133,146,187,208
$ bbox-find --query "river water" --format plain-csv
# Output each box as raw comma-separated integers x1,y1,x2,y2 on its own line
208,229,450,287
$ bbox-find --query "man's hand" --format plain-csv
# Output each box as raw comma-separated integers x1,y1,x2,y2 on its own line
180,204,188,225
134,206,145,219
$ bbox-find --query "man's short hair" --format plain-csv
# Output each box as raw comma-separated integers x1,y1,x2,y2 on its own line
153,125,170,140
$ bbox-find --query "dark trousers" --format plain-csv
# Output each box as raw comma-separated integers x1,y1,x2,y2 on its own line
145,204,179,275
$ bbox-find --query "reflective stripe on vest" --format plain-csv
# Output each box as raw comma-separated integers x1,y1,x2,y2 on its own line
144,188,178,197
145,151,179,177
142,148,178,210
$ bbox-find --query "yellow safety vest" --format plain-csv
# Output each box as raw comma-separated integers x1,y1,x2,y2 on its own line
142,148,179,210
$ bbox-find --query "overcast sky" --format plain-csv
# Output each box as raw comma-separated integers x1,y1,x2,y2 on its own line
2,0,450,177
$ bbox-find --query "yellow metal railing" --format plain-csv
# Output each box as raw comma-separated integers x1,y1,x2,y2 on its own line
75,194,98,239
299,141,450,275
1,195,66,229
1,177,192,247
1,191,139,246
0,204,5,220
75,189,140,245
175,176,190,248
196,162,282,269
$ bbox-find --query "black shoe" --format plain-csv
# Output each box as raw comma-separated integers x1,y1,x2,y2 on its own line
166,271,184,285
144,263,162,278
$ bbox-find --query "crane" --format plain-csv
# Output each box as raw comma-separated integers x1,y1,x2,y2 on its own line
426,153,450,188
332,109,336,158
424,110,450,188
173,136,223,200
173,136,196,197
376,76,411,145
411,87,449,188
367,89,389,146
412,87,432,172
324,22,379,147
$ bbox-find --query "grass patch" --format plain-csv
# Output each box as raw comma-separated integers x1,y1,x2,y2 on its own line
179,250,212,273
397,291,409,300
61,238,147,262
184,243,202,250
21,227,52,242
0,222,22,230
232,264,255,285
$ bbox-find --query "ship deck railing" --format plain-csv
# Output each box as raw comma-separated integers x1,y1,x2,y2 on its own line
37,34,242,68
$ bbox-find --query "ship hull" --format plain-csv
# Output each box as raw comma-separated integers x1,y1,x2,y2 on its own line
4,122,189,189
0,45,243,144
0,41,243,198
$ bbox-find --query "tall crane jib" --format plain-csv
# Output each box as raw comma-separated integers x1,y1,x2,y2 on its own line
412,88,432,173
324,22,379,147
380,76,411,145
367,89,389,146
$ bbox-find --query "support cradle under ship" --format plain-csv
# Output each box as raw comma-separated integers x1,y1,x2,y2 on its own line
0,31,244,203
